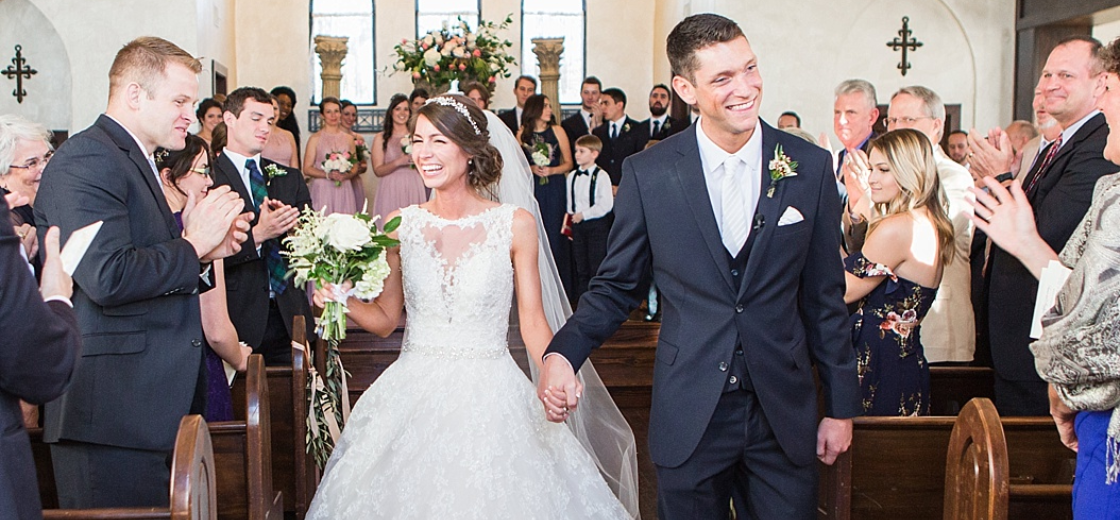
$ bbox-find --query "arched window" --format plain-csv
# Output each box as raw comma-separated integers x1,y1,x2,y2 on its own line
310,0,376,104
521,0,584,104
416,0,480,37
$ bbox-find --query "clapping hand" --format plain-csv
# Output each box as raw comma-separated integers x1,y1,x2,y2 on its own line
537,354,583,423
183,185,252,262
254,198,300,246
968,178,1039,258
842,148,871,212
967,127,1015,180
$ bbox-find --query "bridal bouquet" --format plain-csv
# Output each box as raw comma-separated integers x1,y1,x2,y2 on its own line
284,207,400,468
321,150,355,187
392,15,517,89
529,140,553,185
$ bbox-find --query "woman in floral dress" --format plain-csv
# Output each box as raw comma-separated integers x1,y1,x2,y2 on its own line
842,129,955,416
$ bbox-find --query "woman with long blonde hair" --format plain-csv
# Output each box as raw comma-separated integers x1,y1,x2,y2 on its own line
843,128,954,416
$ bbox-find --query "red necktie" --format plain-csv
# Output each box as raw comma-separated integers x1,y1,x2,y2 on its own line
1025,135,1062,195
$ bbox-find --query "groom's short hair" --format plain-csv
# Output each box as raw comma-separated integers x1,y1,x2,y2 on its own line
666,14,744,82
223,87,273,118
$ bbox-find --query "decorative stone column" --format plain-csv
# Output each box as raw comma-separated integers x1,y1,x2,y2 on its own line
314,36,349,100
531,38,564,107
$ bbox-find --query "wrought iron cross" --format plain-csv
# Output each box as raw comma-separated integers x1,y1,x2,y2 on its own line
886,16,923,76
3,45,37,104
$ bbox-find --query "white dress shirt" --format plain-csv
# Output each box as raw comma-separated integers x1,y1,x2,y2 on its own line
648,115,669,138
607,116,628,139
566,165,614,220
695,119,762,244
221,148,263,197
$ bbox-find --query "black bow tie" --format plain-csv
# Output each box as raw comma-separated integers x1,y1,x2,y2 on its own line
574,169,591,176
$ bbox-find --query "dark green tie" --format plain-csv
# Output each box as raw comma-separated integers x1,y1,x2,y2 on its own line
247,159,288,294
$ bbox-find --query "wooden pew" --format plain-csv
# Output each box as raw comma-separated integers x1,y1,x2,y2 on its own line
943,398,1007,520
817,406,1073,520
232,316,317,519
32,415,217,519
212,354,283,520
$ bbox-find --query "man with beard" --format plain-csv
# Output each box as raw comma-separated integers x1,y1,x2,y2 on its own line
638,84,685,142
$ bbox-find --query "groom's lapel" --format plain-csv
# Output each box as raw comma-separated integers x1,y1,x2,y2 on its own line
673,127,735,292
737,124,786,300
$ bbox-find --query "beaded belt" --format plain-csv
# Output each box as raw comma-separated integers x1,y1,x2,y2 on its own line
400,343,508,360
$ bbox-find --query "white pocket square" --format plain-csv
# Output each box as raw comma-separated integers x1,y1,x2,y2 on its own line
777,206,804,226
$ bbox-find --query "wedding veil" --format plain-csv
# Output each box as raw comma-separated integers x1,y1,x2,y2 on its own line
482,109,641,519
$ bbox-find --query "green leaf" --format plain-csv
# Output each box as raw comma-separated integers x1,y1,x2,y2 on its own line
382,215,402,233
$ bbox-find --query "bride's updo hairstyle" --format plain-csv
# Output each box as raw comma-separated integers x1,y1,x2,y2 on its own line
410,94,503,194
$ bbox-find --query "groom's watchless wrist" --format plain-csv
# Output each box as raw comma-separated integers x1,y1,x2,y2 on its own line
543,352,573,370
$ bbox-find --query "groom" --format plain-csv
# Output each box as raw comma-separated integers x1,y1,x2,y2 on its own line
539,14,861,519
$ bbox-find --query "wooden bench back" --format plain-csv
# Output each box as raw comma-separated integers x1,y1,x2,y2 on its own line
943,398,1008,520
212,354,281,520
35,415,217,520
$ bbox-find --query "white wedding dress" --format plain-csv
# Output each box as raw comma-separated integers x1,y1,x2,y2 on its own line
306,204,630,519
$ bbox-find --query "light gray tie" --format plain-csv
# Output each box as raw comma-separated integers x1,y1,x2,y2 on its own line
721,156,748,254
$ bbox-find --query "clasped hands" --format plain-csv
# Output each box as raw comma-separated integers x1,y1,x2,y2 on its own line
536,354,583,423
967,127,1016,184
254,198,300,246
182,185,252,262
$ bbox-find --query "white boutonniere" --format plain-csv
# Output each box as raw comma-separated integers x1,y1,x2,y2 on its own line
264,163,287,185
766,145,798,198
622,122,631,133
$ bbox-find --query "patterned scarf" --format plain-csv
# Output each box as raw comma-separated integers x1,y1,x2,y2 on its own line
1031,173,1120,483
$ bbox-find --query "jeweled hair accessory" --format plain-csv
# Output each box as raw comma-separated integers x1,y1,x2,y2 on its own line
425,96,482,136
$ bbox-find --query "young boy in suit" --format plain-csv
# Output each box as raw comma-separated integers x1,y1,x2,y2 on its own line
566,135,614,300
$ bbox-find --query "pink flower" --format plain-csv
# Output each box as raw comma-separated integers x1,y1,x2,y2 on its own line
433,64,440,72
458,63,466,71
488,76,496,83
421,42,429,50
401,38,408,45
472,49,481,57
412,71,421,79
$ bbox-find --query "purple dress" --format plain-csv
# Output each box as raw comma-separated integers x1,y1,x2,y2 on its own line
372,133,427,227
308,129,365,215
174,212,233,422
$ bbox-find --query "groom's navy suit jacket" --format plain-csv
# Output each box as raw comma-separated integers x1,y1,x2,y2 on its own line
549,121,862,468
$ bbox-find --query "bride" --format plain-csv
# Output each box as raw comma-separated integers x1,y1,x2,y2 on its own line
305,95,637,519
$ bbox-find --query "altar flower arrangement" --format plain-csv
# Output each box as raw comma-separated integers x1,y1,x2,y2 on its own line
392,15,517,91
321,150,355,187
283,207,400,468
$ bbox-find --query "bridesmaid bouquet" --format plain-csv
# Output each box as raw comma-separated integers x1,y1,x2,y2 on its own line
321,150,355,187
353,137,371,163
529,140,553,185
283,207,400,468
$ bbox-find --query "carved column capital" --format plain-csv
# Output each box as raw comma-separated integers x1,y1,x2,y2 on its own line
531,37,564,107
314,36,349,99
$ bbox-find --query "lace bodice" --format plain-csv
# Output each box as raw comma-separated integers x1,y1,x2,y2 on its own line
398,204,517,359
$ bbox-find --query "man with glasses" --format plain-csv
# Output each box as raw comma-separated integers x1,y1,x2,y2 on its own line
211,86,313,366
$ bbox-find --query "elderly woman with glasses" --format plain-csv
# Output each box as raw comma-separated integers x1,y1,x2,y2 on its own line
0,115,52,259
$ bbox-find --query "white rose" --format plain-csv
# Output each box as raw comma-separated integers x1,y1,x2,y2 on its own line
322,214,372,252
440,46,452,57
452,48,466,59
423,34,434,46
394,60,405,71
490,62,499,72
423,48,441,67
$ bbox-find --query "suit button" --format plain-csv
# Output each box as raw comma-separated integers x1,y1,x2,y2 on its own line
736,350,744,356
729,376,738,385
191,339,202,347
718,362,728,372
735,305,744,313
731,269,739,277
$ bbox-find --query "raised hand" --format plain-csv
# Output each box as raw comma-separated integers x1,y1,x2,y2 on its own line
15,223,37,258
967,127,1015,179
182,185,249,261
38,226,72,301
842,148,871,215
537,354,583,423
253,197,300,246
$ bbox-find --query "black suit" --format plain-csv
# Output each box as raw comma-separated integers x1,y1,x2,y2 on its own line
549,122,860,518
561,111,597,161
592,117,648,185
498,108,520,134
983,113,1113,415
636,115,685,142
34,115,209,508
0,198,81,520
211,154,314,365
